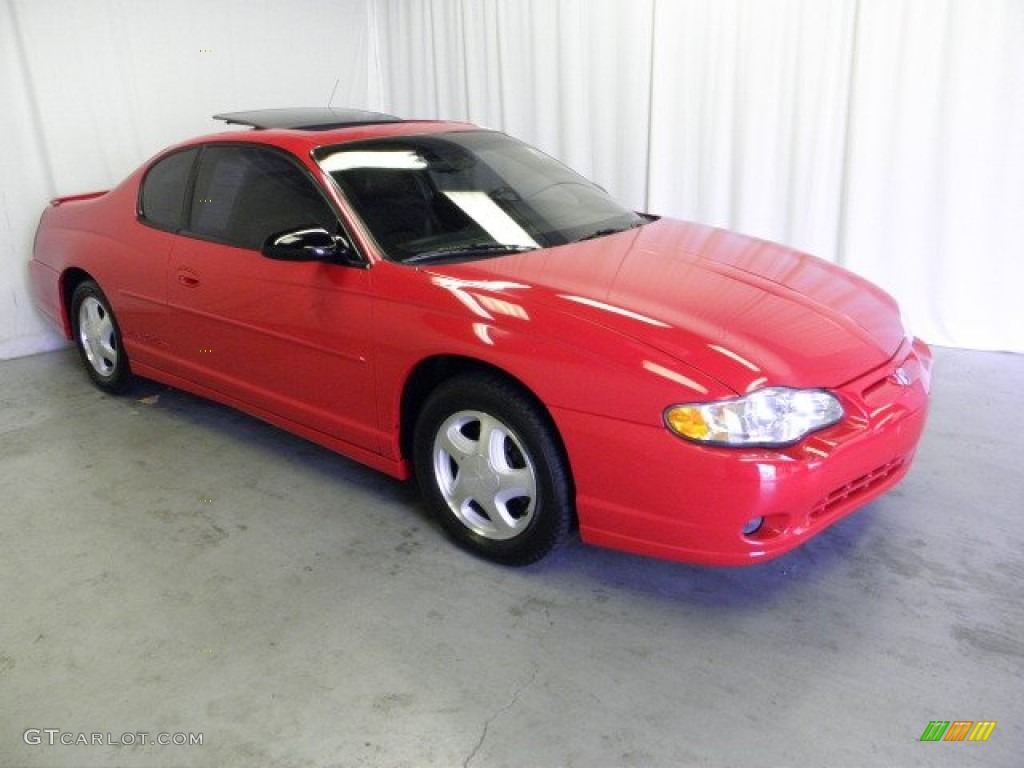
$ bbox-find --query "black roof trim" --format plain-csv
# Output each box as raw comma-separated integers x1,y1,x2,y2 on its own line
213,108,404,131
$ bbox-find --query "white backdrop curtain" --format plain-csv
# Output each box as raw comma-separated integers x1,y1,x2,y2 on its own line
0,0,378,359
375,0,1024,353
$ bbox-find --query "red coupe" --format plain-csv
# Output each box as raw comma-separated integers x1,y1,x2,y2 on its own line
29,108,932,565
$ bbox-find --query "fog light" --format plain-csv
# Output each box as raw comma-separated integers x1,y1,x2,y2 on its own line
742,516,764,536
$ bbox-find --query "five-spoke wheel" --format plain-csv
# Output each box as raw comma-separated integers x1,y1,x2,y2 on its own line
71,281,131,393
414,374,572,565
432,409,538,541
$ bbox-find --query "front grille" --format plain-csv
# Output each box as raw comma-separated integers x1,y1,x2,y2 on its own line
810,458,905,519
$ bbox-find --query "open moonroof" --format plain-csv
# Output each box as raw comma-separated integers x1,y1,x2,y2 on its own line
213,108,404,131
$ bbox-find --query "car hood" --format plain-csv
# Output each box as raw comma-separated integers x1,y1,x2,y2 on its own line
425,218,905,392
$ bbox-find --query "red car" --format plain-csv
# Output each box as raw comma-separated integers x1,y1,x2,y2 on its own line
29,108,932,566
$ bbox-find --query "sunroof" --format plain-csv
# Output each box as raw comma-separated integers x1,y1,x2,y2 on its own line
213,108,404,131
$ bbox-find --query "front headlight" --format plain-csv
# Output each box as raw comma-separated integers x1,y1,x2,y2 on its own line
665,387,844,447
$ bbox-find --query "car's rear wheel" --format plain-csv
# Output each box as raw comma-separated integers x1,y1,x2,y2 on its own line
71,280,131,393
413,374,572,565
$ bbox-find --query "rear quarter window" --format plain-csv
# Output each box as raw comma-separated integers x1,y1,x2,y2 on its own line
139,148,197,230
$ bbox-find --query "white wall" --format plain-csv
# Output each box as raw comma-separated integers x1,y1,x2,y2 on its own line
375,0,1024,353
0,0,378,358
4,0,1023,358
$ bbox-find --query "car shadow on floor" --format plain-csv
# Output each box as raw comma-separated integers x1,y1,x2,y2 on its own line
524,504,882,610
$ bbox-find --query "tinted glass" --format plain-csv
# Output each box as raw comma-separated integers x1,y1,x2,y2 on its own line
140,148,196,230
314,131,646,263
189,146,337,250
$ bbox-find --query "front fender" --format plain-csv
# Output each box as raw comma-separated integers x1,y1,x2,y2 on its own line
370,263,729,461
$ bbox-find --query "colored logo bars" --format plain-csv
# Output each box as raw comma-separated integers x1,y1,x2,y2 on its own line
920,720,997,742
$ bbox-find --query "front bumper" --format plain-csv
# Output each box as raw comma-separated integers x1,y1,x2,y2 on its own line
557,337,933,566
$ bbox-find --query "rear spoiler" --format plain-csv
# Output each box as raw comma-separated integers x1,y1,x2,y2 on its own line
50,190,108,207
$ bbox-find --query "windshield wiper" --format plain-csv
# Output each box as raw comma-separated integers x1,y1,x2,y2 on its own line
403,243,539,265
573,221,646,243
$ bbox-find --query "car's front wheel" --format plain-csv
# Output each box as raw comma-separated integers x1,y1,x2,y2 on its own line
413,374,572,565
71,280,131,393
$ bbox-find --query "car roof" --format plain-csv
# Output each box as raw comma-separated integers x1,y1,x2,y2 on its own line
213,107,404,131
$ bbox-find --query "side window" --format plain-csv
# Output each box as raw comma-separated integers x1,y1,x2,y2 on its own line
189,146,337,250
139,148,197,230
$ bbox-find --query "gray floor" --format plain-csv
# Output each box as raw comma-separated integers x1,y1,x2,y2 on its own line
1,345,1021,768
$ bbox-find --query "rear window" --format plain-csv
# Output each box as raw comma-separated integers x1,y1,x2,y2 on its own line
139,148,197,230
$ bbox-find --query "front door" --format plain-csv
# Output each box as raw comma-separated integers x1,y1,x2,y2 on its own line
164,144,380,453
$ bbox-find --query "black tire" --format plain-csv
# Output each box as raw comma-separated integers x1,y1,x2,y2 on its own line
413,374,573,565
70,280,132,394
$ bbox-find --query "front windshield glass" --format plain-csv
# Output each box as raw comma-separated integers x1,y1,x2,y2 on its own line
314,131,647,264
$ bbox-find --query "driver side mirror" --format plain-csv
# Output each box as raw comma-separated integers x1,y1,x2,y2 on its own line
262,228,357,263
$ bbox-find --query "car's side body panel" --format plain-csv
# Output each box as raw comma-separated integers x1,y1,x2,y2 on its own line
163,236,380,454
32,175,173,361
126,356,408,479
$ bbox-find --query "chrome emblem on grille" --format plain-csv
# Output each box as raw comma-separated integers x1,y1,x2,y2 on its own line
890,367,912,386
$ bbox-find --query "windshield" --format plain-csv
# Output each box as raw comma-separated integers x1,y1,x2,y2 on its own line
314,131,647,263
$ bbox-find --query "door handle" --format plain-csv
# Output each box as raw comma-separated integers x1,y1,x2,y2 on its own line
177,269,200,288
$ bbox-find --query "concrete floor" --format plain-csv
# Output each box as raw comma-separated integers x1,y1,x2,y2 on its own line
1,345,1021,768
